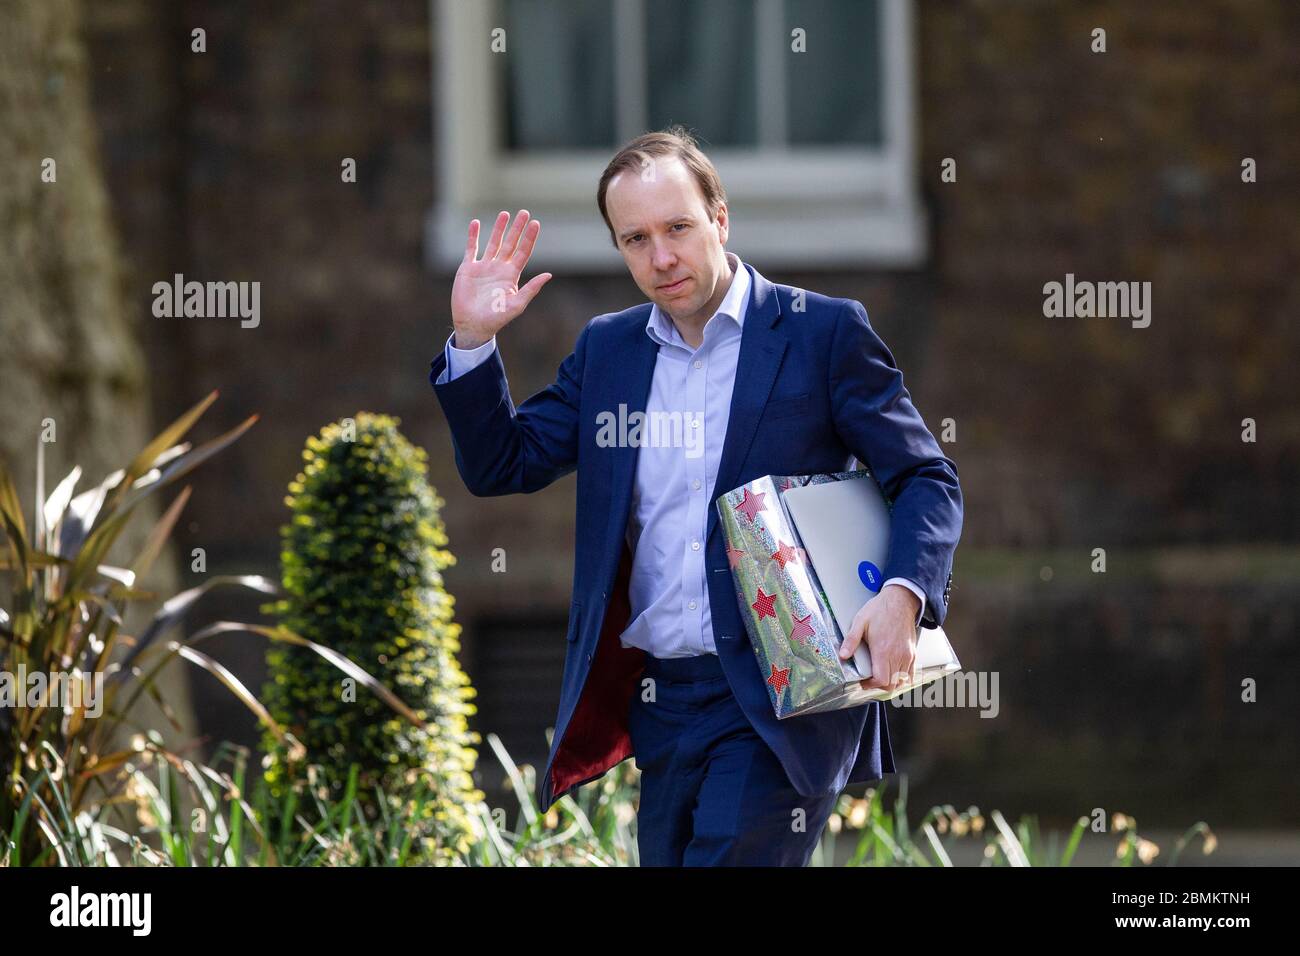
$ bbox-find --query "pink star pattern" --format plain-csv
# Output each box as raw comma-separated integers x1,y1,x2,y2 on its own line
767,663,792,695
788,613,815,644
725,546,746,569
751,587,777,620
734,487,767,522
771,539,800,570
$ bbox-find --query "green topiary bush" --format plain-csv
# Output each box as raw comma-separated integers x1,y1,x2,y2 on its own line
260,413,484,864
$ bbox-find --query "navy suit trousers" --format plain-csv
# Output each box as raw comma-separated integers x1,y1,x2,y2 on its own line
628,652,839,866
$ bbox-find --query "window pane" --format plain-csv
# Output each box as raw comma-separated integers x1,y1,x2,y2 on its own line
785,0,883,146
469,613,569,777
646,0,758,147
502,0,616,150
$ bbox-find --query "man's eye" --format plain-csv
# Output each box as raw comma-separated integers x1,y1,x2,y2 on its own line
672,223,688,232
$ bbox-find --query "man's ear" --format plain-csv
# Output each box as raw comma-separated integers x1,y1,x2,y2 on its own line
714,203,729,245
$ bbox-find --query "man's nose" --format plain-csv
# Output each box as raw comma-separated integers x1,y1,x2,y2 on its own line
651,240,676,272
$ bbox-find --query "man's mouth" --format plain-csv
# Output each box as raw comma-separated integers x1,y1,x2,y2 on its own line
658,277,690,294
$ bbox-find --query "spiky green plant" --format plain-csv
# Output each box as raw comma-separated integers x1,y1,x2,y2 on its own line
259,413,485,864
0,392,430,866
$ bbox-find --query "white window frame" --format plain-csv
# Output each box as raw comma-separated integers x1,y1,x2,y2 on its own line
427,0,926,271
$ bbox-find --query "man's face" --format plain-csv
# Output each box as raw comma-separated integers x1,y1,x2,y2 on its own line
605,156,730,326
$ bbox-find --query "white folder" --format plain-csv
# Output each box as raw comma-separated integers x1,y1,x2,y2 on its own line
780,473,960,701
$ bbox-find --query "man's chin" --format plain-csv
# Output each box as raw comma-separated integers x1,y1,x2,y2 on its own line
659,294,700,319
661,304,693,324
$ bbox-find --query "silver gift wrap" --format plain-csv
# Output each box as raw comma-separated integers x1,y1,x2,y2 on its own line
716,469,884,719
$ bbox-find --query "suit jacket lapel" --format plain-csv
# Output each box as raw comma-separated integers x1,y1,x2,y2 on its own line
603,317,659,563
706,265,788,545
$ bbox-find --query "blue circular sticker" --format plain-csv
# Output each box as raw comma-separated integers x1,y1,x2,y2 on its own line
858,561,882,592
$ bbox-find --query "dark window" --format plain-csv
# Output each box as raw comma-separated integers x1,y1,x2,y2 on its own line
501,0,883,151
467,612,570,781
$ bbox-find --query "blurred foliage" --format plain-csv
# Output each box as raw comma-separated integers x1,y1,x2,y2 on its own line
259,413,484,864
0,391,265,864
3,728,1216,867
467,733,1216,868
0,393,441,866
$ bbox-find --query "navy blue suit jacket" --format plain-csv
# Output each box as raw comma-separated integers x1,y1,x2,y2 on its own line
428,260,963,812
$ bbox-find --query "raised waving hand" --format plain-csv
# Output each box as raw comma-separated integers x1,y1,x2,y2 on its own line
450,210,553,350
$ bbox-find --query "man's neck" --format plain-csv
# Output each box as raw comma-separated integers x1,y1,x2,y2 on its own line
670,255,735,350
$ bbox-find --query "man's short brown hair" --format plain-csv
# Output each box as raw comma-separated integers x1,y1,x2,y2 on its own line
596,125,727,247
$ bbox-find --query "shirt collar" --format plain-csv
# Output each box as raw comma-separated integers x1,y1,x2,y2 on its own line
646,251,750,348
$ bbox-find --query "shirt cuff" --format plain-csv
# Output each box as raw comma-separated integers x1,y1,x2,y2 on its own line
882,577,927,626
435,332,497,385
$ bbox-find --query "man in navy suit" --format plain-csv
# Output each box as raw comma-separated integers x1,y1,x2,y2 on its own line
429,127,962,866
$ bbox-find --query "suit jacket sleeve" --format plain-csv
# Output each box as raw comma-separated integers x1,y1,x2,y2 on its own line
428,322,589,497
828,299,963,628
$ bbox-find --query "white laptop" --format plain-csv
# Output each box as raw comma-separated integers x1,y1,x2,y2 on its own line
780,473,960,693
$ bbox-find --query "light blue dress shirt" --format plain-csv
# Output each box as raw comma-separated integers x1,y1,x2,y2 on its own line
435,251,926,658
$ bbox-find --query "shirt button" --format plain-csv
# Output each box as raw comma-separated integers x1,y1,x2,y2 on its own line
688,600,698,610
692,540,701,551
692,478,701,490
693,359,703,369
691,418,700,428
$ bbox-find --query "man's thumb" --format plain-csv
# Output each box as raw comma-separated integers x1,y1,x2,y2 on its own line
517,272,553,306
839,619,864,659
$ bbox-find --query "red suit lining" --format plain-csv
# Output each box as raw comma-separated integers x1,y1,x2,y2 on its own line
548,544,646,802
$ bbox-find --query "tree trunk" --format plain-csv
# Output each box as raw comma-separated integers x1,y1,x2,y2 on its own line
0,0,197,747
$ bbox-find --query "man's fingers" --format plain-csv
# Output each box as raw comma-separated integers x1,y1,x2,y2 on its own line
859,670,888,692
511,218,542,269
861,660,900,692
497,209,531,261
864,656,893,690
886,659,915,691
464,219,480,262
483,210,510,259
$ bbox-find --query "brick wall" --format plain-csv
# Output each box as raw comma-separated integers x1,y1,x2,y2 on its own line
79,0,1300,826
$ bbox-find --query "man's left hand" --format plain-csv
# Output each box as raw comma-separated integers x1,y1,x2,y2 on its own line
837,584,921,693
